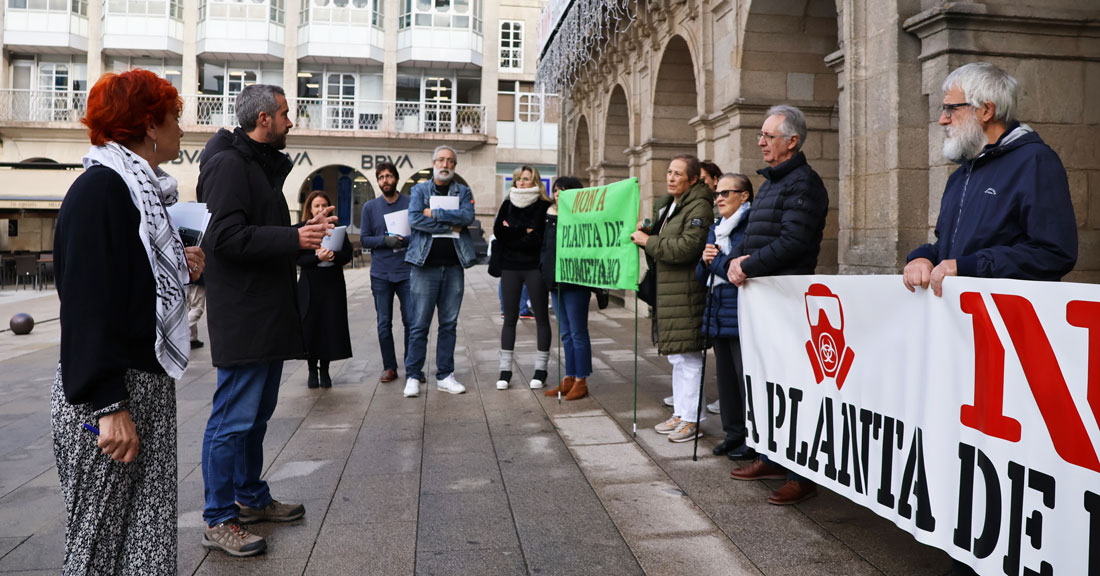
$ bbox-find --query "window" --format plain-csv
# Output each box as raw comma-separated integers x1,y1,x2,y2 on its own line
169,0,182,18
227,69,258,95
39,63,69,91
269,0,283,23
499,20,522,72
71,0,87,15
400,0,478,31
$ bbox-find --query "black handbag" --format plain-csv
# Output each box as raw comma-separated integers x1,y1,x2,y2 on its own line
488,239,502,278
637,265,656,306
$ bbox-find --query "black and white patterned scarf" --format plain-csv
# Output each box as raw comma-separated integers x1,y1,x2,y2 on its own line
82,142,190,379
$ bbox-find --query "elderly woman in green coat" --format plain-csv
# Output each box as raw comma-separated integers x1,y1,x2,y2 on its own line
631,154,714,444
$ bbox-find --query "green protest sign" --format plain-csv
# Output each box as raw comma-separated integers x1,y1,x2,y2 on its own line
555,178,640,290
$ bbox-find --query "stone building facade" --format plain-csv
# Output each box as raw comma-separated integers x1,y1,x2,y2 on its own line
539,0,1100,281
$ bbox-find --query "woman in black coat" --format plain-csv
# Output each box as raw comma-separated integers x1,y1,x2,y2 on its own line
298,191,353,388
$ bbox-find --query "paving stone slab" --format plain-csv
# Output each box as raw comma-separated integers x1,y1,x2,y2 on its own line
193,555,307,575
631,533,762,576
552,414,632,446
415,547,527,576
345,437,422,476
416,491,517,553
569,443,667,486
326,472,420,524
420,451,503,495
597,481,715,540
305,521,416,576
521,539,644,576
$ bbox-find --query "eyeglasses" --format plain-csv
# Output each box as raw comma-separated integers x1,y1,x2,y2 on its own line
714,189,746,198
758,131,787,142
433,157,457,166
940,102,972,118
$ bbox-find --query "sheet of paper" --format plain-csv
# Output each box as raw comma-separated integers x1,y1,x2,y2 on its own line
383,209,411,237
167,202,212,243
318,225,346,268
429,196,460,239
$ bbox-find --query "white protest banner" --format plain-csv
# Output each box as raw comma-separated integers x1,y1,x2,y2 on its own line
738,275,1099,576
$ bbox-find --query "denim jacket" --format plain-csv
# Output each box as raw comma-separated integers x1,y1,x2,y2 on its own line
405,179,477,268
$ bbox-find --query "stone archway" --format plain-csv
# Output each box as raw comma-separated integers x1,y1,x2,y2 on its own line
600,84,631,185
574,115,591,187
297,165,375,234
647,35,699,201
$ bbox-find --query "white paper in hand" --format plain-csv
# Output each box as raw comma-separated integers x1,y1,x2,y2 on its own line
429,196,460,239
318,225,346,268
384,210,411,237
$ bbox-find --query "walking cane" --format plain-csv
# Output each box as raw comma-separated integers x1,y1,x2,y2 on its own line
692,267,717,461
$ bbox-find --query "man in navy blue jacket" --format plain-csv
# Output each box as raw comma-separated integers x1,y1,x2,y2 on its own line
904,62,1078,295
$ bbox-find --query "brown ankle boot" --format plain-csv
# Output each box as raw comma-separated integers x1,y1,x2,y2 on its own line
564,377,588,400
544,376,574,396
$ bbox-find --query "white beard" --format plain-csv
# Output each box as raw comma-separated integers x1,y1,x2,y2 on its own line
433,167,454,184
942,114,987,164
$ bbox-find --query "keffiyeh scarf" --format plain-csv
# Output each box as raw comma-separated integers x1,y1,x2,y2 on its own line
83,142,190,379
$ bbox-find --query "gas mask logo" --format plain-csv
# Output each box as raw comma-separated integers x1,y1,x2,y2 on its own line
804,283,855,389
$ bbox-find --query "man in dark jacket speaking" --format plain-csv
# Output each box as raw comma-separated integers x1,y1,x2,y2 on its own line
197,84,335,557
903,62,1077,295
725,104,829,506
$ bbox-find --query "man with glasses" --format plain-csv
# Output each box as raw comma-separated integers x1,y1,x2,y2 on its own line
902,62,1076,296
402,145,477,398
725,104,829,506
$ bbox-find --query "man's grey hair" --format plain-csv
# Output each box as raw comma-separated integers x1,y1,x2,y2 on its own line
766,104,807,152
236,85,286,132
433,144,458,164
942,62,1018,125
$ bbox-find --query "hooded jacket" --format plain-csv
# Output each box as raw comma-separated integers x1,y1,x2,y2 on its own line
907,123,1077,280
735,152,829,277
197,127,304,367
645,180,714,355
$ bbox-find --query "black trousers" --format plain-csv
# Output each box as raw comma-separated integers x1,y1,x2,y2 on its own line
500,268,551,351
712,336,747,443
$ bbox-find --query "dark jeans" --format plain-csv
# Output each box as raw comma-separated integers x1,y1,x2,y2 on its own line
202,361,282,526
551,287,592,377
712,336,747,444
371,275,412,371
406,264,464,380
500,268,550,352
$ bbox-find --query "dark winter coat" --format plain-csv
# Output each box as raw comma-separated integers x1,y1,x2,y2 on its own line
540,209,588,293
493,197,551,271
197,127,304,367
735,152,829,277
695,209,749,341
645,181,714,355
297,236,354,361
906,124,1077,280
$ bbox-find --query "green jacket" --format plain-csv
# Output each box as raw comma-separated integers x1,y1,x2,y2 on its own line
644,181,714,354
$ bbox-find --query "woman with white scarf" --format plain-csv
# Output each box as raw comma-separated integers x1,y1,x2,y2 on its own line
52,69,204,575
493,165,553,390
696,173,755,461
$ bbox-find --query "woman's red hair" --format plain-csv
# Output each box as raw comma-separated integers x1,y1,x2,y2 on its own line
82,69,182,147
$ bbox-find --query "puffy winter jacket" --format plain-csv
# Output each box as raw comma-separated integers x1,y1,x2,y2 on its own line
645,181,714,355
695,207,749,341
906,123,1077,280
735,152,829,276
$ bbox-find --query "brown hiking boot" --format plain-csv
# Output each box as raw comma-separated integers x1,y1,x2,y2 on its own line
544,376,574,397
237,499,305,523
202,519,266,557
564,377,588,400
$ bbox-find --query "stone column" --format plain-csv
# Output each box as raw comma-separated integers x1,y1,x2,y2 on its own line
380,0,398,131
180,0,199,124
282,0,300,110
86,0,103,82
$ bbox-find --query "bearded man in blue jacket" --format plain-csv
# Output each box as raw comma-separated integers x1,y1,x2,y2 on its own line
903,62,1078,296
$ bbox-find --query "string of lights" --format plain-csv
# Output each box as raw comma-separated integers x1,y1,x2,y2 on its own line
536,0,637,93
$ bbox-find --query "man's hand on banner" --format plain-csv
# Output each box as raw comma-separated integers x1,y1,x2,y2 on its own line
728,255,749,286
929,259,957,297
902,257,933,292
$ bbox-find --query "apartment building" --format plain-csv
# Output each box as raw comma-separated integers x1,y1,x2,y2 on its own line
0,0,557,252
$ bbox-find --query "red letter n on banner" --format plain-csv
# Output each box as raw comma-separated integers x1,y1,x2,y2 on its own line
960,293,1021,442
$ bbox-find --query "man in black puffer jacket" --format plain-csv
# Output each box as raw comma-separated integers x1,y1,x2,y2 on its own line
726,104,828,506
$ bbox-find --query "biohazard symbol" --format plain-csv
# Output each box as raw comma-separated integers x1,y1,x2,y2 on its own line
804,283,855,389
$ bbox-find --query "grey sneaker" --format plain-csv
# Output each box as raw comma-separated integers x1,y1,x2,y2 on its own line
654,415,681,434
669,420,703,443
237,499,305,523
202,519,266,557
663,395,674,407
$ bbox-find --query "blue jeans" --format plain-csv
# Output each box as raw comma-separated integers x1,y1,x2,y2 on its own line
202,361,282,526
405,264,464,381
552,287,592,377
371,275,412,371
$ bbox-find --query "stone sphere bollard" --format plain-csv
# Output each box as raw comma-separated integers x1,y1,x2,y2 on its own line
9,313,34,335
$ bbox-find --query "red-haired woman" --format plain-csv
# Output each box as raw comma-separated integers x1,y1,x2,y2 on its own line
297,190,353,387
51,68,203,575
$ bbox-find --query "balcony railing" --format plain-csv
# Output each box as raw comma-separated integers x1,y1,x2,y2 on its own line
0,90,488,136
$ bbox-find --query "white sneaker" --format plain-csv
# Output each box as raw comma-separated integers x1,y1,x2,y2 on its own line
663,395,674,407
706,400,720,414
436,375,466,394
403,378,419,398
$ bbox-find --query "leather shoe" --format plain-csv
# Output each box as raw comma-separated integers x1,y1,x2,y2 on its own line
380,369,398,383
712,438,739,456
730,458,787,481
767,480,817,506
727,445,758,461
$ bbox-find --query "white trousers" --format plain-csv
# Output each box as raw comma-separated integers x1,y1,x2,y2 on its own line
669,351,705,423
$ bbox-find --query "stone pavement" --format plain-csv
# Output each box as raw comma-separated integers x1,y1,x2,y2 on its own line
0,265,955,575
